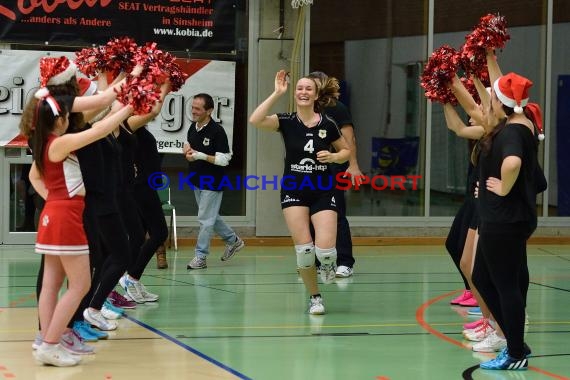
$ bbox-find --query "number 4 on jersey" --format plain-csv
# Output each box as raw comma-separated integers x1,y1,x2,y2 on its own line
304,139,314,153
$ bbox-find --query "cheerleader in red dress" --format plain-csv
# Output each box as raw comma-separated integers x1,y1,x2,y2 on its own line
28,90,133,367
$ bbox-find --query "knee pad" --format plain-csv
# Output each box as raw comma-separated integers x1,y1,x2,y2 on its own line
295,243,315,269
315,246,337,265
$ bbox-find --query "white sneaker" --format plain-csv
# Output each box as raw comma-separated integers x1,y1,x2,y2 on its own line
463,320,494,342
308,296,325,315
32,332,42,350
119,275,146,304
34,343,81,367
472,331,507,352
101,305,122,320
135,281,159,302
335,265,353,278
319,263,336,284
83,308,118,331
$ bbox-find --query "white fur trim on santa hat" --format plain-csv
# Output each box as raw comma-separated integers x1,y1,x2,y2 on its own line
493,78,529,110
47,60,78,86
84,80,97,96
34,87,50,99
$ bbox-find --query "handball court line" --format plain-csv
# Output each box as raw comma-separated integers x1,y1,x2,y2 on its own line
415,290,570,380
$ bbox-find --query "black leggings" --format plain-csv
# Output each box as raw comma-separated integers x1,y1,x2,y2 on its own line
88,212,131,309
118,191,145,269
472,223,530,359
445,200,476,290
129,185,168,279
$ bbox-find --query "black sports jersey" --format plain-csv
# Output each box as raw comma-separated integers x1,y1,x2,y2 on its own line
478,123,539,231
277,112,342,190
186,120,230,190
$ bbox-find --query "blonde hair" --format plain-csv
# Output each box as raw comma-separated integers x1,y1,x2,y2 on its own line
306,71,340,113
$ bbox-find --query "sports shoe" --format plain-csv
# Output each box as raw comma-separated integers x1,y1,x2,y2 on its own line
308,295,325,315
459,295,478,307
335,265,353,278
468,307,483,316
319,263,336,284
464,319,494,342
72,321,104,341
451,290,472,305
187,256,207,269
221,236,245,261
60,330,95,355
108,290,137,309
83,308,118,331
119,275,146,304
464,317,486,330
472,331,507,352
32,332,42,350
135,281,159,302
480,350,528,370
156,244,168,269
104,299,125,315
101,303,123,320
34,343,81,367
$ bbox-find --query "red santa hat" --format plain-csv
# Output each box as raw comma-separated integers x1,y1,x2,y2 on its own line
38,56,78,87
77,77,98,96
493,72,533,114
525,102,545,141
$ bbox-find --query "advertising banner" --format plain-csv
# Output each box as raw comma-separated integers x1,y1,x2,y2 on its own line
0,0,237,53
0,50,236,154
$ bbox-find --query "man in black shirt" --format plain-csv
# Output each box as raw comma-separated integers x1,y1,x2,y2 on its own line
184,93,244,269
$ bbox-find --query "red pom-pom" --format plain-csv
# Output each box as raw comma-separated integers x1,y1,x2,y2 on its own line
460,14,510,78
116,75,161,115
104,37,138,78
420,45,460,104
75,46,105,78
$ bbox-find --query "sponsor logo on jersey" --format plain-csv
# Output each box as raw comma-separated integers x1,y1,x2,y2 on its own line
282,195,299,203
290,158,328,173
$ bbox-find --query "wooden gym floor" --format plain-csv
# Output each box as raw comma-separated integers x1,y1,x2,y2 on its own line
0,244,569,380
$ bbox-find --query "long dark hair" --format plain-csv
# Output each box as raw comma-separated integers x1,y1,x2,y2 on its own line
31,98,69,175
20,76,84,138
479,104,513,157
47,75,85,132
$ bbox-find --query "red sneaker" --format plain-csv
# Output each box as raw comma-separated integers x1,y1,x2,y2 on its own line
108,290,137,309
463,317,486,330
450,290,472,305
459,295,478,307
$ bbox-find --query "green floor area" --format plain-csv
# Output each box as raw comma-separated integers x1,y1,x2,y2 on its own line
1,245,569,379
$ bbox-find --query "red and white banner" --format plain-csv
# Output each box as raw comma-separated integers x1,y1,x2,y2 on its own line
0,49,236,153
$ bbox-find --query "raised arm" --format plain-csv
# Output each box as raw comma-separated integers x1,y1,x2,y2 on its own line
72,65,142,114
448,75,485,127
443,103,485,140
48,103,134,162
473,76,490,109
248,70,288,131
486,48,503,87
